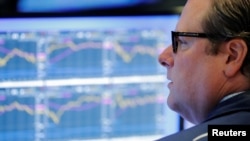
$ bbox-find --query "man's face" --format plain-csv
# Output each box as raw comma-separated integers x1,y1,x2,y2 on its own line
159,0,227,124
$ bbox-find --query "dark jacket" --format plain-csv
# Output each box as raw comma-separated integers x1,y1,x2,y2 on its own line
156,91,250,141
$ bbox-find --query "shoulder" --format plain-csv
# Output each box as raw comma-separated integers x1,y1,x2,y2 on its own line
156,91,250,141
206,91,250,122
155,112,250,141
155,123,208,141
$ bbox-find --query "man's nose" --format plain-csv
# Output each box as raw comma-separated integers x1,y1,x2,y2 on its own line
158,46,174,68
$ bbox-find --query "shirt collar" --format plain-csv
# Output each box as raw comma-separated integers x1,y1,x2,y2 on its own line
220,91,245,103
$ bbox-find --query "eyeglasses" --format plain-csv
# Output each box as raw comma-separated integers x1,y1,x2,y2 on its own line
171,31,250,53
171,31,208,53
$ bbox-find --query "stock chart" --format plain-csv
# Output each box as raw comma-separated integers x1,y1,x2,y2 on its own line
0,32,38,80
0,15,179,141
0,29,165,80
0,83,169,141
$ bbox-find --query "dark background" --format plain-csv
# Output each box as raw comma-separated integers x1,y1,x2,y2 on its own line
0,0,186,17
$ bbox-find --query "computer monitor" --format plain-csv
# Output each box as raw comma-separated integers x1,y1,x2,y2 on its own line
17,0,157,12
0,14,180,141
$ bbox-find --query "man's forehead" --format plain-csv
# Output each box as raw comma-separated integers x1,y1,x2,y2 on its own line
176,0,211,32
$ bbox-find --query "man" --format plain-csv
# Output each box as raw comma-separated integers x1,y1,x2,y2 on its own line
157,0,250,140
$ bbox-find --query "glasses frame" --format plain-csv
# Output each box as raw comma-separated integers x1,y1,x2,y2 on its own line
171,31,208,53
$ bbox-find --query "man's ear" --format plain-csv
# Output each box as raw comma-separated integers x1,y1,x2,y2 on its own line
224,39,248,77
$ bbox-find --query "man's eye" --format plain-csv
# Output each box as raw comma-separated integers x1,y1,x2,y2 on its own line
177,39,187,47
176,38,189,52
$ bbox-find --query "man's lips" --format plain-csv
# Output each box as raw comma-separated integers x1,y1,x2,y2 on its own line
167,81,173,88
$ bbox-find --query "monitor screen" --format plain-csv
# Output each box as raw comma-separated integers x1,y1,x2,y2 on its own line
0,15,180,141
18,0,158,13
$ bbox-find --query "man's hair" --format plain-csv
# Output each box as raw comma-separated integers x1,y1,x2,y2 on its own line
202,0,250,77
